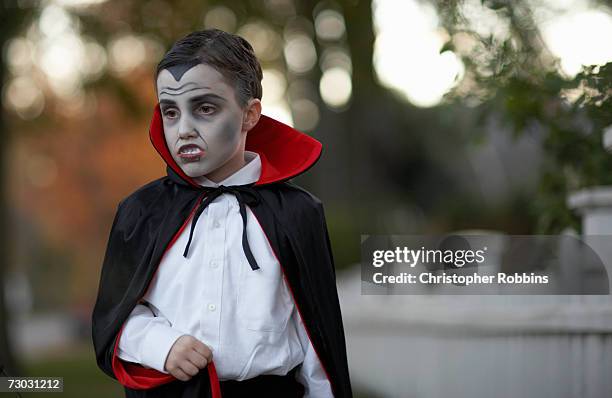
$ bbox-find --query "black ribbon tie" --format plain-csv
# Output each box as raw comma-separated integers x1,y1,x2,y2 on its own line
182,184,261,271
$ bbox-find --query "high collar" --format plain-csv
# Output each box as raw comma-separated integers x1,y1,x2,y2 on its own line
148,103,322,188
193,151,261,187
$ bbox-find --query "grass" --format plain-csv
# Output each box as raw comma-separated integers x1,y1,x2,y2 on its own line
19,342,123,398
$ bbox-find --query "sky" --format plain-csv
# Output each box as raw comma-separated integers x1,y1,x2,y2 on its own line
372,0,612,106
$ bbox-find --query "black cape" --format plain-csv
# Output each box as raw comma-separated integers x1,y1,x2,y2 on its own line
91,104,353,398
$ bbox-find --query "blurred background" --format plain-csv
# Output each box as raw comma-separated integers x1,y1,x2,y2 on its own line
1,0,612,397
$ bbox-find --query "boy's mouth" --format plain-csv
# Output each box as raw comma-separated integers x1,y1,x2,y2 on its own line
177,144,205,161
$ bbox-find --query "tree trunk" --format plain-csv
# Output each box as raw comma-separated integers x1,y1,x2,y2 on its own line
0,2,33,377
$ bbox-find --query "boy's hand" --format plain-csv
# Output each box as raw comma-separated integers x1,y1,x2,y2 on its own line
164,335,213,381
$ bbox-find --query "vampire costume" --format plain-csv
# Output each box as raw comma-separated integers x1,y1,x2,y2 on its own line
91,103,353,398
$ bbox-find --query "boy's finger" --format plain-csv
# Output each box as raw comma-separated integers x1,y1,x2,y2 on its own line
192,341,213,360
180,360,200,377
172,368,191,382
187,350,208,369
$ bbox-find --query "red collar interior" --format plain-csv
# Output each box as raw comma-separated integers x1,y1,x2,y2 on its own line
148,103,322,187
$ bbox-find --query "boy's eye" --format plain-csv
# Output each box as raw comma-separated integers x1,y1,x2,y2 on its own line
197,104,215,115
163,108,179,119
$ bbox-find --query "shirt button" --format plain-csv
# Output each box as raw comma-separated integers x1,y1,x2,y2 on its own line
213,220,221,228
208,303,216,312
210,260,219,269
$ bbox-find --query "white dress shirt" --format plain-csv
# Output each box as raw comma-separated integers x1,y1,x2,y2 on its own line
117,150,333,397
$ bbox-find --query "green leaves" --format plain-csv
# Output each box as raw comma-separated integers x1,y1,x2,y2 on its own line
433,0,612,233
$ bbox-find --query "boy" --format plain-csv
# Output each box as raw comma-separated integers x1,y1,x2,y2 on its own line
91,29,352,398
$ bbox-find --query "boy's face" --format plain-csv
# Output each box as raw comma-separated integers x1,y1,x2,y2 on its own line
156,63,249,178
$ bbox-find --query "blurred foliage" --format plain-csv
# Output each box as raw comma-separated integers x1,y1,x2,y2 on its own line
29,245,74,312
432,0,612,233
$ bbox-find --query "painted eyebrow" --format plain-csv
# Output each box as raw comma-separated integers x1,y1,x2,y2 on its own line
158,82,201,92
159,93,227,107
159,86,212,96
159,98,177,106
189,93,227,103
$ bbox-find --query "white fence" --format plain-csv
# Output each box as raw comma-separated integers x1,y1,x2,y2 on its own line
339,186,612,398
339,270,612,398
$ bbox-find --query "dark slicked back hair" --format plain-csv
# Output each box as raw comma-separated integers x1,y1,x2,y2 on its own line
155,29,263,108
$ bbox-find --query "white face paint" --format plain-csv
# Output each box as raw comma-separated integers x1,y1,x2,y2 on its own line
156,63,248,180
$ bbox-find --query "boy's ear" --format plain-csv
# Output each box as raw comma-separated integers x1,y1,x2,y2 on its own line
242,98,262,133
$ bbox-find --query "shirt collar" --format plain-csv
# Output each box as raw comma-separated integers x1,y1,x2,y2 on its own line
193,151,261,188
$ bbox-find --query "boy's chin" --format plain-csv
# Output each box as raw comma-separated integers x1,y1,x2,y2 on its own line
178,162,215,179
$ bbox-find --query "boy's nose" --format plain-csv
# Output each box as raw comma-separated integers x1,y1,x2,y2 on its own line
178,116,198,139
